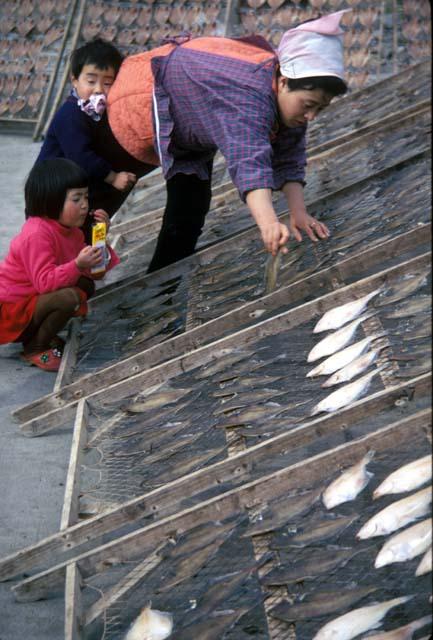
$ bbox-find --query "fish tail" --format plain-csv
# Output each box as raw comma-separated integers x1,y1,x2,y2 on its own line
359,309,378,322
363,449,376,464
370,331,388,341
372,284,388,304
310,405,322,417
387,594,414,609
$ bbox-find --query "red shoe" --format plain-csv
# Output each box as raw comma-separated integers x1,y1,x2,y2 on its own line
50,335,66,352
21,348,62,372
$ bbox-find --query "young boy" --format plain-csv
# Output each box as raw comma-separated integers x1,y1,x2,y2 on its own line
36,39,145,240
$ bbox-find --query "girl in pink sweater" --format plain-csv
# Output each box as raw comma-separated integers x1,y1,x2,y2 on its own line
0,159,119,371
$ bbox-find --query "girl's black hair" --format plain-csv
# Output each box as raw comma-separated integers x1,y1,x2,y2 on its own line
70,38,123,78
25,159,89,220
287,75,347,97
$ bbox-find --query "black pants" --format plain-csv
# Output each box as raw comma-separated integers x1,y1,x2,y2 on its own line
82,114,155,243
147,167,213,273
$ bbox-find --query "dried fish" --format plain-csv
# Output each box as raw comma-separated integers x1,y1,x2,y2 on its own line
376,269,431,307
148,446,227,487
212,389,284,415
357,487,432,539
265,251,282,294
384,295,431,319
124,604,173,640
243,487,321,537
330,227,377,253
262,546,361,586
415,546,432,576
140,432,205,466
218,402,286,427
373,455,432,499
312,596,413,640
158,528,237,593
124,388,192,413
271,512,358,548
374,518,432,568
123,322,165,349
307,312,375,363
307,334,384,378
270,584,377,622
401,321,432,341
171,608,248,640
363,615,432,640
238,375,283,387
194,350,255,379
164,520,238,561
212,375,282,397
395,355,432,378
322,348,383,387
199,282,256,307
311,366,385,416
189,560,267,622
313,289,382,333
323,451,375,509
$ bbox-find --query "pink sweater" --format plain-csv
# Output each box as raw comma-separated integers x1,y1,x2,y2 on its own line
0,217,119,303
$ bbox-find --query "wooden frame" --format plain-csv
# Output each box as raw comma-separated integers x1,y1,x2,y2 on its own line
0,372,429,585
11,407,431,605
13,238,431,436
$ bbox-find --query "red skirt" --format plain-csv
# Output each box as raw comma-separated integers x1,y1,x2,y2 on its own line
0,295,38,344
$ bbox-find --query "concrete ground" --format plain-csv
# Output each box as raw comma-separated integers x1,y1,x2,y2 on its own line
0,134,67,639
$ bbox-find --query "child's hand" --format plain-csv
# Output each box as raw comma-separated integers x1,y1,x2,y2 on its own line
92,208,110,232
112,171,137,191
76,245,103,270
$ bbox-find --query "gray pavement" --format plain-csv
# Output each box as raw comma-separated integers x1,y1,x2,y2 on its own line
0,134,68,639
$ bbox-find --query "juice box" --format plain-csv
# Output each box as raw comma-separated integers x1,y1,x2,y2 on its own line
91,221,107,276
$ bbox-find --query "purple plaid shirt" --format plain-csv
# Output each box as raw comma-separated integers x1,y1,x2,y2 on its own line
152,39,307,201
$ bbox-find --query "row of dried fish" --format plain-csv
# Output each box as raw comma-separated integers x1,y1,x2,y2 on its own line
304,452,432,639
304,267,431,415
262,448,431,634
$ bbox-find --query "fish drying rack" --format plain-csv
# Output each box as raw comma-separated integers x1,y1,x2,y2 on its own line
1,61,432,640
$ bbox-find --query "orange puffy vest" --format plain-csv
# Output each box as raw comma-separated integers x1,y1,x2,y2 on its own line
107,38,276,165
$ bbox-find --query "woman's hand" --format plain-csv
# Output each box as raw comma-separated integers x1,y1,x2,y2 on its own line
246,188,290,256
260,220,290,256
290,210,330,243
75,245,103,270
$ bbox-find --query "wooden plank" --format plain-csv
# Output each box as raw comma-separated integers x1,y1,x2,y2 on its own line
1,373,429,583
12,224,430,429
60,400,89,530
307,61,430,149
306,103,430,163
54,319,82,393
307,99,431,157
12,408,431,602
64,563,83,640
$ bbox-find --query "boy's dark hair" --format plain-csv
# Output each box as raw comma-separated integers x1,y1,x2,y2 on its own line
25,159,89,220
70,38,123,78
287,75,348,97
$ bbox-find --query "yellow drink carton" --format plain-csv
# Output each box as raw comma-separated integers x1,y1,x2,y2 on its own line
91,221,107,276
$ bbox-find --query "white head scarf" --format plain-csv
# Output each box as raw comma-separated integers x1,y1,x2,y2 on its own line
277,10,349,81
